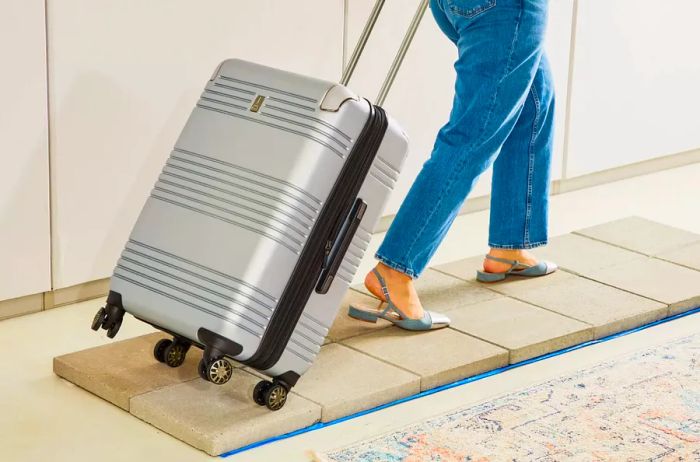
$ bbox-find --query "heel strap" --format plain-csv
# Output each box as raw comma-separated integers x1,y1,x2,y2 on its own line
372,268,410,320
485,254,533,272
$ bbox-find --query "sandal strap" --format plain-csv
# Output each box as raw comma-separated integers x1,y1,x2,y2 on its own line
484,254,532,273
372,268,410,319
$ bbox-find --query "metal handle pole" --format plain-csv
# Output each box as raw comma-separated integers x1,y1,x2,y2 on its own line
375,0,429,106
340,0,386,86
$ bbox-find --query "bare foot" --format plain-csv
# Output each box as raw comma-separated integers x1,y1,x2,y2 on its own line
363,262,425,320
483,248,540,273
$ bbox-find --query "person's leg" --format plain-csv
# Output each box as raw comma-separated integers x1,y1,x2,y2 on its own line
367,0,550,317
484,55,556,273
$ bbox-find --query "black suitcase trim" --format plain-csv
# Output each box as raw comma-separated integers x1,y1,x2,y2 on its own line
243,103,389,371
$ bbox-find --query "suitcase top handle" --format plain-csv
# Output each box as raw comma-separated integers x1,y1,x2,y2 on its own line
340,0,430,107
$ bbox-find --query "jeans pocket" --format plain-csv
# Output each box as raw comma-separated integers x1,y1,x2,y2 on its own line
446,0,496,18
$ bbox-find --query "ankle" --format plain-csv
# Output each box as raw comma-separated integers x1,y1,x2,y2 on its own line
488,248,530,259
485,248,538,272
376,262,412,283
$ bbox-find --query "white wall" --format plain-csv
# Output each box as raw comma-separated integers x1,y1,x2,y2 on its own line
46,0,345,289
345,0,574,215
1,0,700,303
0,1,51,301
565,0,700,177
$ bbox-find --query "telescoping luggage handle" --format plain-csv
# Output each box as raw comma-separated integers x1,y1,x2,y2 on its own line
340,0,430,106
315,0,428,294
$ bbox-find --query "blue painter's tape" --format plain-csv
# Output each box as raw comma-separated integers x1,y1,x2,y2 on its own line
221,306,700,458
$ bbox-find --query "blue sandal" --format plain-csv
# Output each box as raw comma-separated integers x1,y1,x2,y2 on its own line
348,268,450,331
476,255,558,283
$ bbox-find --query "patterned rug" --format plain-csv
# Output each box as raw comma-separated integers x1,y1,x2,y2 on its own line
324,333,700,461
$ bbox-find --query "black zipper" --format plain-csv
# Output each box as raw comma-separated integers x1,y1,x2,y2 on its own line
243,103,388,371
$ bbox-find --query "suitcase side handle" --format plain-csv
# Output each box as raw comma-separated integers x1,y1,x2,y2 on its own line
315,198,367,294
340,0,430,106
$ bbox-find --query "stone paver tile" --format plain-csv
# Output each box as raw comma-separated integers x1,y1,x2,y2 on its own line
575,216,700,256
488,271,668,339
532,233,646,275
343,327,508,391
293,343,419,422
668,298,700,316
436,255,580,297
586,257,700,304
355,268,500,313
584,257,700,316
448,297,593,363
326,290,389,343
656,240,700,271
53,333,201,411
130,369,320,456
481,268,577,297
414,269,502,312
433,255,485,283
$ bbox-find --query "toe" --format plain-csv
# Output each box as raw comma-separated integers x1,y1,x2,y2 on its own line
544,260,558,274
426,310,451,329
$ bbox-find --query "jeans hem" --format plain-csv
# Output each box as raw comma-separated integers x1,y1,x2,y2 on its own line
488,239,548,250
374,253,419,279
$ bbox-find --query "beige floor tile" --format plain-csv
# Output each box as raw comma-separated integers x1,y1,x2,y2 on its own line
414,269,502,312
434,256,573,294
292,343,420,422
474,268,577,297
355,268,500,313
326,290,389,343
53,333,201,410
447,297,594,363
656,240,700,271
482,271,669,339
532,233,646,275
433,255,485,283
342,327,508,391
575,216,700,256
129,369,321,456
583,257,700,310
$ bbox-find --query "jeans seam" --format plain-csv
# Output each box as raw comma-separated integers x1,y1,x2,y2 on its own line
448,0,497,19
488,239,548,250
375,252,419,279
523,80,541,247
398,1,523,266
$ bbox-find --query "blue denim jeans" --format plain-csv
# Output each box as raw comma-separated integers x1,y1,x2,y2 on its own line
376,0,555,279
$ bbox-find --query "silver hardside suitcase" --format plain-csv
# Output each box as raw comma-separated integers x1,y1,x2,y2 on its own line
91,0,427,410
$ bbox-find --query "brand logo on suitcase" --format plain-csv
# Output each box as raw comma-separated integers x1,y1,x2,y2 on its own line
250,95,266,113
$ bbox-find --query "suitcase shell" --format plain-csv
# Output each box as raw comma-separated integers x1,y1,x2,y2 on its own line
108,58,408,383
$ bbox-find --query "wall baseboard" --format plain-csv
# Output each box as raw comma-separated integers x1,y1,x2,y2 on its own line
44,278,110,310
0,279,110,322
374,149,700,233
554,148,700,194
0,293,44,321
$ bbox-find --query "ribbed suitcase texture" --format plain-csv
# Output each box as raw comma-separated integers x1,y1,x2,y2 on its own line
92,59,408,409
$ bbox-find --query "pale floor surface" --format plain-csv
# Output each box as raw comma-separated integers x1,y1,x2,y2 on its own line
1,163,699,461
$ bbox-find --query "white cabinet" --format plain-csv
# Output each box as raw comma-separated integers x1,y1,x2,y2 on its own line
346,0,574,216
565,0,700,177
14,0,699,299
0,1,51,301
46,0,345,289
